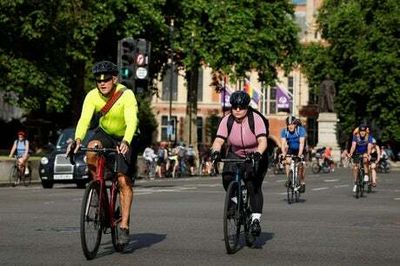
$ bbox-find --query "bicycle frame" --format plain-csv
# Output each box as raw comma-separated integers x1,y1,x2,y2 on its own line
286,155,302,204
352,154,366,198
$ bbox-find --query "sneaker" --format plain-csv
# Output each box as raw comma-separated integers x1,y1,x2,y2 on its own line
250,219,261,237
364,175,369,182
117,226,130,245
299,184,306,193
353,184,357,193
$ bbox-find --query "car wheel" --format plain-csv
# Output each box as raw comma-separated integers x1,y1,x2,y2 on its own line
41,180,54,189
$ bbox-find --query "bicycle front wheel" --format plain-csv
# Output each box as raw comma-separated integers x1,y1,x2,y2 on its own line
311,163,321,174
9,166,18,186
223,181,240,254
80,181,103,260
111,187,124,252
23,165,32,186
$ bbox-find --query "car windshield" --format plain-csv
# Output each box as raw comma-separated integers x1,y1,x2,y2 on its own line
56,129,94,149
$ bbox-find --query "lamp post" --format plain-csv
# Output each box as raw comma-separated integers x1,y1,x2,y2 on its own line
168,18,174,143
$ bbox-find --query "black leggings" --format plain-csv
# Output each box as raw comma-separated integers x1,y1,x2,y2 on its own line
222,152,267,213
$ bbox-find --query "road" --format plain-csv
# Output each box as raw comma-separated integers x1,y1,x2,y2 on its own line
0,167,399,265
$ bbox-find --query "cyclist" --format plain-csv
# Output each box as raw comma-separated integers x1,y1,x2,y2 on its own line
369,138,380,187
280,116,307,192
211,90,268,237
143,144,157,179
67,60,138,245
9,130,31,178
323,146,335,172
348,125,373,192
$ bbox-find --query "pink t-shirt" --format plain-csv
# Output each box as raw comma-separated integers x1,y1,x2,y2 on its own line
216,112,267,157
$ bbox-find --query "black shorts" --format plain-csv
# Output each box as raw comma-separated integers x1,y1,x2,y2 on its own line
287,149,299,156
90,128,133,177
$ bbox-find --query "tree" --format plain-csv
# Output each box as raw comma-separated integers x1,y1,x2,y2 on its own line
302,0,400,143
164,0,301,146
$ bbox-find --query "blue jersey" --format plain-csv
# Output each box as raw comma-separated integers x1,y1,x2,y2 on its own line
352,135,372,154
280,126,306,151
15,140,28,157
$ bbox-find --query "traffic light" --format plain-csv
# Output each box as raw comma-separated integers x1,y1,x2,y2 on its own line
118,37,135,90
133,39,151,94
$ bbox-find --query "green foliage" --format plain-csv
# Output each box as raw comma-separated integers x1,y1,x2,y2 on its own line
302,0,400,143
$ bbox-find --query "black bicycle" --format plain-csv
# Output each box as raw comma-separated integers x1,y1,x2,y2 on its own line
285,155,302,204
9,156,32,187
352,154,366,199
219,158,255,254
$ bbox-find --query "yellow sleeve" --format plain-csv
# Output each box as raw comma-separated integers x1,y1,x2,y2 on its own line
75,90,96,141
122,90,139,144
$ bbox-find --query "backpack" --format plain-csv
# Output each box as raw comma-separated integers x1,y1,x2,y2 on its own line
227,107,269,138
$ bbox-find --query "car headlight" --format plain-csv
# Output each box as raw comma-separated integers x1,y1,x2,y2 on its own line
41,157,49,165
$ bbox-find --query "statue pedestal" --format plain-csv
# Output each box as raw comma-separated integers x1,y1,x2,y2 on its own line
317,112,341,162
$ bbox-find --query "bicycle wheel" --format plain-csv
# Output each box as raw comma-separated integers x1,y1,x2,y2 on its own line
23,165,32,186
9,166,18,186
311,163,321,174
111,187,124,252
294,175,301,202
80,181,103,260
243,187,255,247
224,181,241,254
287,171,294,204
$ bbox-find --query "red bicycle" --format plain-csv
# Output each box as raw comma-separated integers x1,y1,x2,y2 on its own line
69,147,125,260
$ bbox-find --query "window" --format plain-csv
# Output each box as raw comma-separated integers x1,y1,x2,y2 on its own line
162,63,178,101
197,68,203,102
294,12,306,39
197,117,203,143
161,115,177,141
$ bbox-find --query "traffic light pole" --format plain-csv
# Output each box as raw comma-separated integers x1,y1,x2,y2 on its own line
168,18,174,144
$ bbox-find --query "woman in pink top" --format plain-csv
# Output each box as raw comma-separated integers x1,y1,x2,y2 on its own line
211,91,268,237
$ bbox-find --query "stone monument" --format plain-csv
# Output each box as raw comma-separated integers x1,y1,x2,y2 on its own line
317,75,341,161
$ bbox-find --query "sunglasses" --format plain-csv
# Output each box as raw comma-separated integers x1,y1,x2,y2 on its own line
231,105,248,110
95,77,113,83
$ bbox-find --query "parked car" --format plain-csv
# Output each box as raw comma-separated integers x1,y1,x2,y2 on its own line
39,128,94,188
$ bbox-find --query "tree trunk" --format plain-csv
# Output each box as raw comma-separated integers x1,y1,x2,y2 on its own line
185,68,198,149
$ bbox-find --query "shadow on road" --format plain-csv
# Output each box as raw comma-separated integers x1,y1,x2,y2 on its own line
251,232,274,249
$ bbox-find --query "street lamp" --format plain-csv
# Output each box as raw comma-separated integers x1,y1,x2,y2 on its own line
168,18,174,143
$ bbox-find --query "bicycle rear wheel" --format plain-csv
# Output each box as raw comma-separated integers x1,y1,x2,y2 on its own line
80,181,103,260
311,163,321,174
224,181,240,254
9,166,18,186
111,187,124,252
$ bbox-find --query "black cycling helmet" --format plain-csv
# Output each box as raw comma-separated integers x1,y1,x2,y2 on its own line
359,124,367,131
92,61,119,77
286,115,297,125
230,91,251,108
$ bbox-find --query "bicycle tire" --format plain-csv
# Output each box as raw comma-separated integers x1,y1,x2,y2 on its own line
287,170,294,204
9,166,18,186
23,165,32,186
311,163,321,174
294,174,301,202
80,181,103,260
243,187,255,247
111,188,124,252
224,181,240,254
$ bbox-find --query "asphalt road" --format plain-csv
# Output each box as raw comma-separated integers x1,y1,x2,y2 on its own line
0,167,399,265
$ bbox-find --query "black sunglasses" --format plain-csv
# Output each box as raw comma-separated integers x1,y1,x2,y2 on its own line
231,105,248,110
96,77,113,83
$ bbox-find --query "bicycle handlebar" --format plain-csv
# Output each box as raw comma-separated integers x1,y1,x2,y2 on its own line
67,146,120,165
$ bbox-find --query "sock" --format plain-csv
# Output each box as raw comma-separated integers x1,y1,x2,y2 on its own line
251,213,261,222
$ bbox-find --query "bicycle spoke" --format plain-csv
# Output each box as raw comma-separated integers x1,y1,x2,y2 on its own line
224,181,240,254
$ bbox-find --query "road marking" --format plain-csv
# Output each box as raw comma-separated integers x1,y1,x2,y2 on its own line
334,184,350,188
394,198,400,201
312,187,329,191
324,179,339,182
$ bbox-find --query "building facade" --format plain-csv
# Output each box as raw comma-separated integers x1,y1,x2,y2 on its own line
150,0,323,152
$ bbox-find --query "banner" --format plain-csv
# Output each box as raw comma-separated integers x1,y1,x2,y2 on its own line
243,78,261,105
276,86,291,109
220,86,233,108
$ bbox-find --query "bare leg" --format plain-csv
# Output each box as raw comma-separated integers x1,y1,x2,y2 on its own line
118,174,133,229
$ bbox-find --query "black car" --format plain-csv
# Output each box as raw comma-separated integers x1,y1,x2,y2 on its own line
39,128,94,188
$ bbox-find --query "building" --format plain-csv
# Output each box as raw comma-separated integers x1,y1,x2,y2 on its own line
150,0,323,152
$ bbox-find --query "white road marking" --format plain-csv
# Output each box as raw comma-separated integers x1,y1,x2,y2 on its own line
334,184,350,188
324,179,339,182
312,187,329,191
394,198,400,201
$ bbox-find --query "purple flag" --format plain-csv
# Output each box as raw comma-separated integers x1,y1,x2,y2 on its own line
276,87,291,109
221,87,232,107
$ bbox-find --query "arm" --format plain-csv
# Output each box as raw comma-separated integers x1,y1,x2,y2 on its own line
280,138,288,157
256,136,267,154
211,137,225,153
23,141,30,158
122,90,139,144
348,141,356,156
298,137,305,157
9,142,16,157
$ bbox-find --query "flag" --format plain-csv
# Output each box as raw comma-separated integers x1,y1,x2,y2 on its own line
276,86,291,109
243,78,262,106
220,85,233,108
